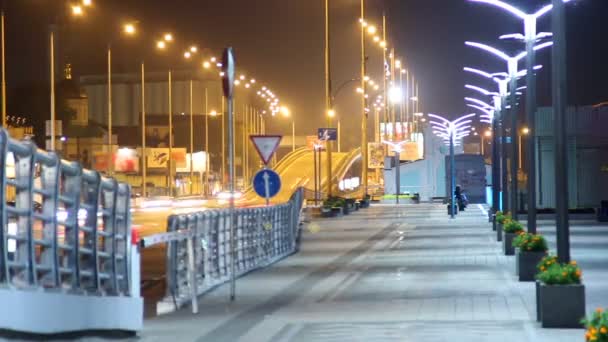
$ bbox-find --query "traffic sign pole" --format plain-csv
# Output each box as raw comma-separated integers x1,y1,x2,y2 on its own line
222,47,237,302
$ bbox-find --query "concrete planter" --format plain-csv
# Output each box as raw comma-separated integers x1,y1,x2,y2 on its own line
343,204,352,215
321,207,336,218
503,232,516,255
538,283,586,328
516,250,545,282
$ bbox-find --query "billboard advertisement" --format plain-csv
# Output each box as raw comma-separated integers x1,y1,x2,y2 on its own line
114,148,139,172
147,148,187,169
368,142,385,169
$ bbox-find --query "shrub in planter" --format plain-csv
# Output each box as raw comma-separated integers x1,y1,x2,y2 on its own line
536,260,585,328
502,220,524,255
513,233,548,281
495,212,511,240
582,308,608,342
495,211,511,225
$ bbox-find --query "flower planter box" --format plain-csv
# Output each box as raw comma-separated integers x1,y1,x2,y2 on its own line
331,207,343,216
516,250,545,282
538,283,586,328
502,232,516,255
321,207,336,218
343,204,352,215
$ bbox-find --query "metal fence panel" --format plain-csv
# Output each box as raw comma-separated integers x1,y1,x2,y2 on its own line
147,188,305,312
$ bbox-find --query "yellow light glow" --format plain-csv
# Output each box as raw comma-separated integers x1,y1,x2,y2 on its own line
373,36,380,43
484,130,492,137
380,41,387,48
123,23,136,35
522,127,530,135
156,41,166,50
71,5,83,16
245,83,251,88
239,75,246,80
234,80,241,86
367,26,377,34
190,46,197,53
250,79,256,84
210,57,217,63
281,106,290,117
164,33,173,42
203,61,211,69
184,51,191,59
328,109,336,118
395,60,402,68
374,85,380,91
363,76,370,82
356,87,364,94
210,110,218,117
82,0,92,6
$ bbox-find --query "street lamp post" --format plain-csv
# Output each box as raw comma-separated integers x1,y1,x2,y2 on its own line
429,113,475,219
552,0,570,263
465,41,552,220
468,0,573,233
141,61,146,197
360,0,369,197
324,0,333,198
1,11,6,127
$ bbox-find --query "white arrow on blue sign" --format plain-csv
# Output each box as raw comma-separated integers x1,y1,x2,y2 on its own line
253,169,281,202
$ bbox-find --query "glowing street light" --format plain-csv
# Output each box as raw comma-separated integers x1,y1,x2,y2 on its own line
71,5,84,16
82,0,92,6
123,23,136,35
389,87,402,104
467,0,575,235
429,113,476,218
164,33,173,42
202,61,211,69
465,41,552,221
156,40,166,50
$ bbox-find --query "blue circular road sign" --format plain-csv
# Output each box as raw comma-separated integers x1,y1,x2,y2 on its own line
253,169,281,199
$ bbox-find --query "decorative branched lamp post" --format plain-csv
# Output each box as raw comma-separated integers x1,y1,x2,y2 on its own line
428,113,476,219
465,41,552,220
469,0,574,234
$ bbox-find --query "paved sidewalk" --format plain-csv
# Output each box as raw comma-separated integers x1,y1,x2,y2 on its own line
123,204,601,341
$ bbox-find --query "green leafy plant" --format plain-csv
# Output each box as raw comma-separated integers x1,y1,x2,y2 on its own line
512,232,548,252
537,254,558,273
582,308,608,341
503,220,524,234
536,260,582,285
496,211,511,225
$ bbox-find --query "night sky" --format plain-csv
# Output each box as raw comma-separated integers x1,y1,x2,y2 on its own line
3,0,607,149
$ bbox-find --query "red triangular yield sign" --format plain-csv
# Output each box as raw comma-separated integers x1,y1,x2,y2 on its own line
250,135,282,165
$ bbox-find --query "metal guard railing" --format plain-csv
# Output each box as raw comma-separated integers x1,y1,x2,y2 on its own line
0,129,132,296
153,188,304,311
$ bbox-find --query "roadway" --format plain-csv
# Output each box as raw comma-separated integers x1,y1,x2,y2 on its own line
135,147,361,308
